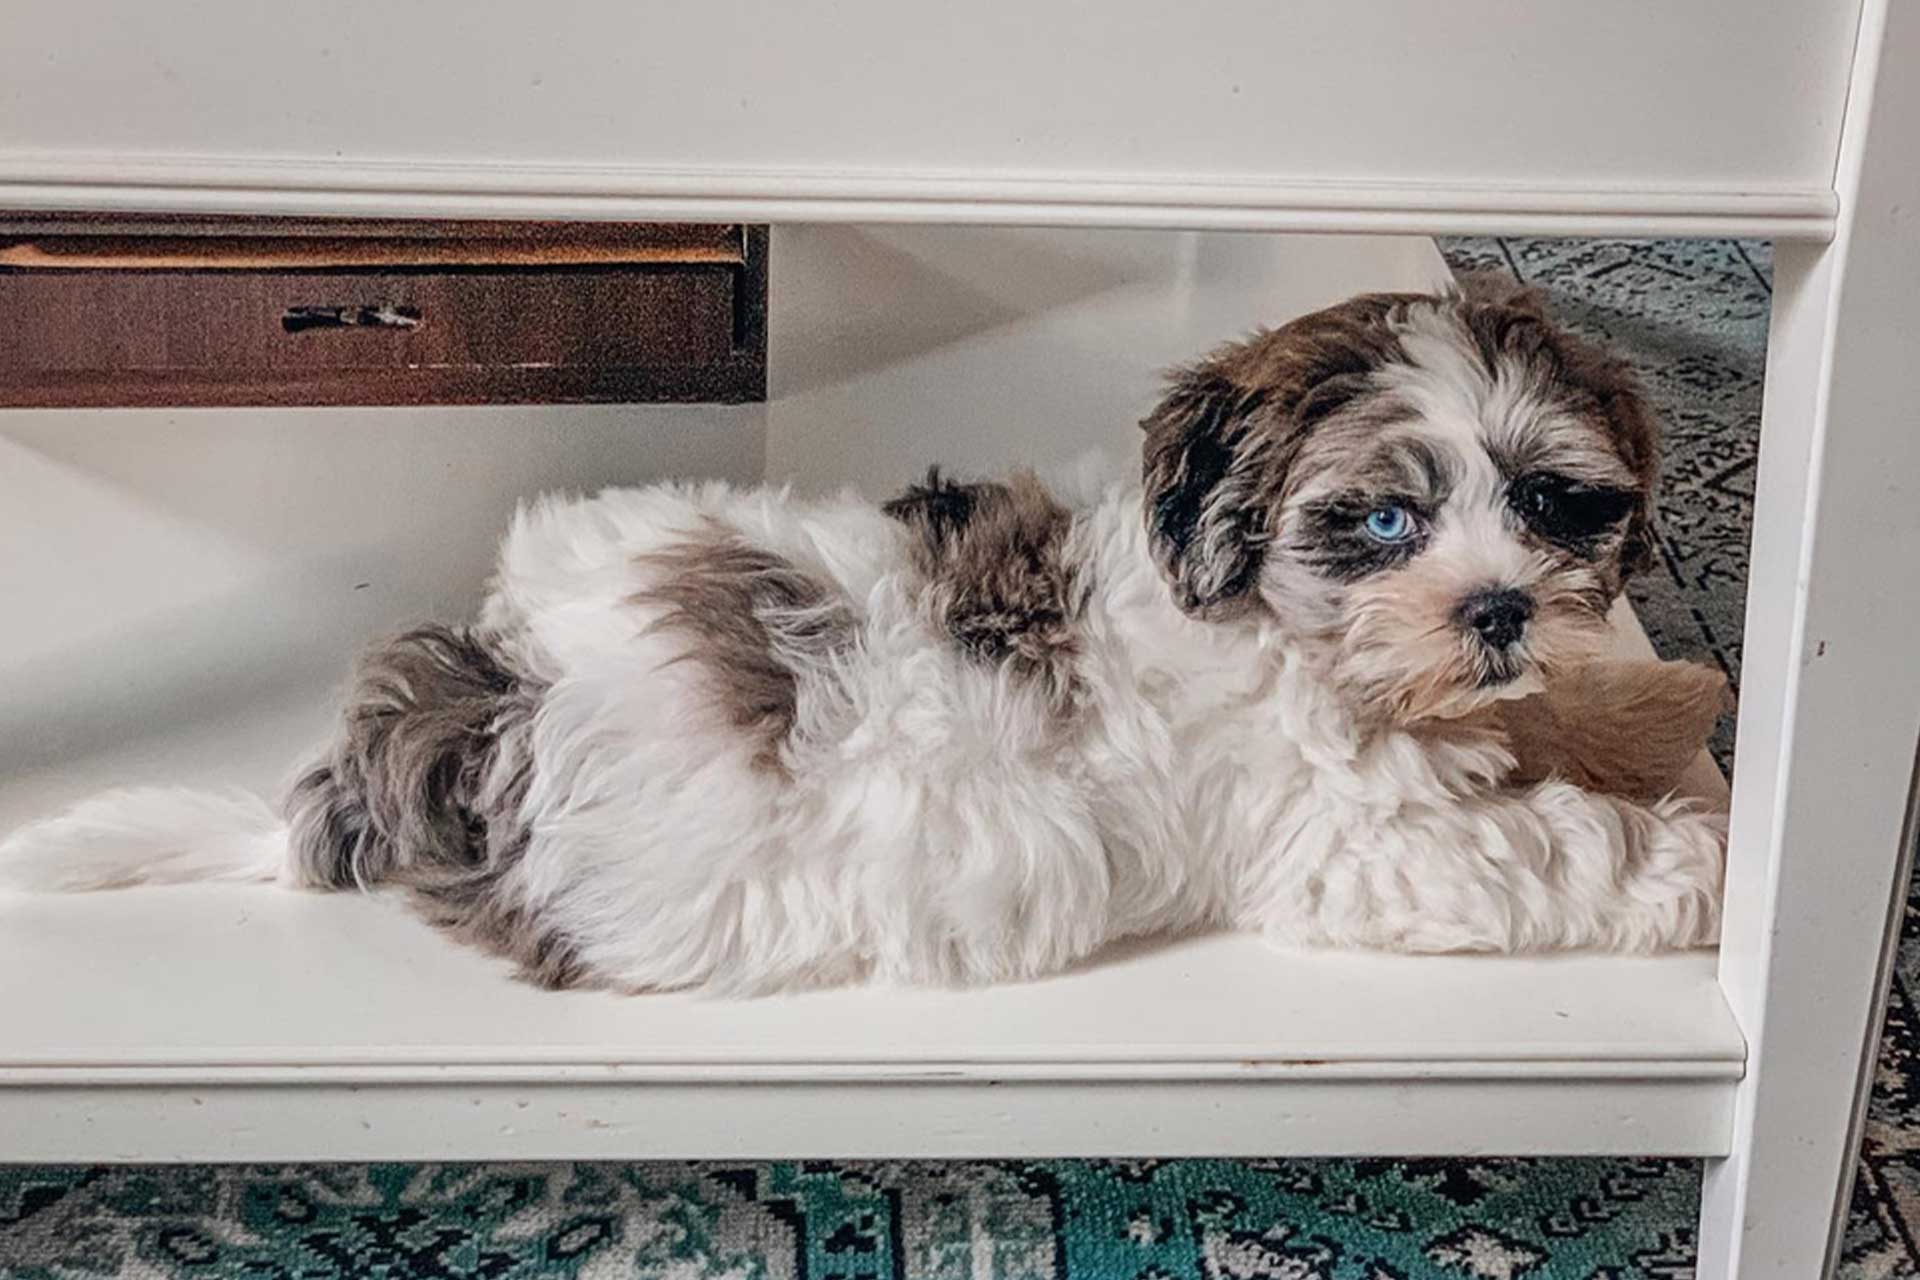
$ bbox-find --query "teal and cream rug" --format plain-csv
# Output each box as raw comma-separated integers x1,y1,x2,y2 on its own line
5,239,1913,1279
0,1159,1701,1279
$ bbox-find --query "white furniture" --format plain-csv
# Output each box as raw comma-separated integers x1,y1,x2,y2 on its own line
3,5,1917,1277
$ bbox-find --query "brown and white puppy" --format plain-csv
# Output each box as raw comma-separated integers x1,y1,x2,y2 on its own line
1142,283,1723,792
0,286,1730,991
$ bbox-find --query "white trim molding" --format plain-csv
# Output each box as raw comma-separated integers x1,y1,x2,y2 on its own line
3,1077,1738,1164
0,154,1840,239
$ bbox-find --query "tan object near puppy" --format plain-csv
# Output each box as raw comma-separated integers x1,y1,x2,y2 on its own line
1492,656,1731,801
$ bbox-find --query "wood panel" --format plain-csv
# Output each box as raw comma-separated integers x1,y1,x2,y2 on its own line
0,220,747,269
0,224,768,406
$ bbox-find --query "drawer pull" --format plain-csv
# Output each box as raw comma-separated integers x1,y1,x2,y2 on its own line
282,304,421,334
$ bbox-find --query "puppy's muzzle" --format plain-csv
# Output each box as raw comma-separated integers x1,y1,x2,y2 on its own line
1456,588,1534,653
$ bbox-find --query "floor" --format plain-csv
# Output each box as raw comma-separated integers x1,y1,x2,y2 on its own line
0,237,1911,1279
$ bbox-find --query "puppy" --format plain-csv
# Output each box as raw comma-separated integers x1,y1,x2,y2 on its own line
0,288,1728,993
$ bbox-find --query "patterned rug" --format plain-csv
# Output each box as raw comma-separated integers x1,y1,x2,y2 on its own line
1,239,1909,1279
0,1160,1702,1279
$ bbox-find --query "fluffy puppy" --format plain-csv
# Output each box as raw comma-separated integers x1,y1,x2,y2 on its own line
0,288,1728,993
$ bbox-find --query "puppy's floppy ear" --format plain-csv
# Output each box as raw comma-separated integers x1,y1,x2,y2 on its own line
1462,291,1663,577
1575,353,1661,576
1535,323,1663,578
1141,296,1410,618
1139,367,1275,617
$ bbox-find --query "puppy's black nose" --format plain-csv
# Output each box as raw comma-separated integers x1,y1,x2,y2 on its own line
1457,588,1534,650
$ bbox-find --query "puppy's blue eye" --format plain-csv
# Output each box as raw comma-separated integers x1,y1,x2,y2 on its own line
1362,504,1414,543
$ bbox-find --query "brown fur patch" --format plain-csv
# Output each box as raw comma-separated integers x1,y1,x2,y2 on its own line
634,527,855,774
413,863,592,991
1140,295,1411,616
1483,658,1730,800
287,624,591,989
885,468,1084,710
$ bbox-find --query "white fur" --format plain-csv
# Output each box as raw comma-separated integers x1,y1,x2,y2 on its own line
0,324,1726,992
0,788,288,891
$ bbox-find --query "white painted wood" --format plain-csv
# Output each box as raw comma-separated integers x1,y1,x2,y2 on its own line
0,229,1747,1161
0,890,1740,1160
1695,1,1920,1275
0,886,1741,1078
0,160,1840,240
0,0,1899,1231
0,1,1857,237
3,1081,1738,1164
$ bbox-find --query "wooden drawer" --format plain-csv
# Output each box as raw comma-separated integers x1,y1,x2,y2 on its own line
0,219,767,407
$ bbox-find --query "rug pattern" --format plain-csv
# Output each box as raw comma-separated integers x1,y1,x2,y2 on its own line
4,239,1913,1279
0,1158,1705,1279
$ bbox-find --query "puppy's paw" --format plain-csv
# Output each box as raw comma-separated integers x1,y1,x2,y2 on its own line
1638,799,1728,949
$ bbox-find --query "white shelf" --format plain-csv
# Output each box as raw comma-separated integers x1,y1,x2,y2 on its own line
0,605,1740,1162
0,883,1741,1160
0,228,1741,1162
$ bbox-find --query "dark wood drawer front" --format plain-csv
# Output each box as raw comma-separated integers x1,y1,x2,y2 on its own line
0,222,767,407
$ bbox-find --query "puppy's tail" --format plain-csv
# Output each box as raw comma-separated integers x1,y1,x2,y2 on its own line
0,787,289,892
2,626,542,898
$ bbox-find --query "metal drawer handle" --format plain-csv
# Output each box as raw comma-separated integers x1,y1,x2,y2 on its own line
281,304,422,334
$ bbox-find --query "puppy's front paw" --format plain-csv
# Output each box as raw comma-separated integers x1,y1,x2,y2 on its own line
1635,799,1727,949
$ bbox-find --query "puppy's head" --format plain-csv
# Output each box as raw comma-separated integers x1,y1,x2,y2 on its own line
1141,286,1658,724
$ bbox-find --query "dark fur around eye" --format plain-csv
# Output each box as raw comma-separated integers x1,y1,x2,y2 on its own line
1295,496,1428,581
1509,472,1637,552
